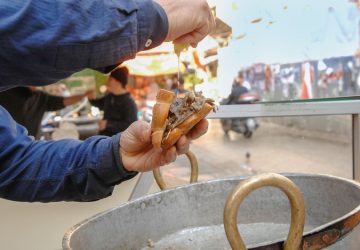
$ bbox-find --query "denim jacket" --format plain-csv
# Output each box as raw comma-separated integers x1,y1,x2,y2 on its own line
0,0,168,202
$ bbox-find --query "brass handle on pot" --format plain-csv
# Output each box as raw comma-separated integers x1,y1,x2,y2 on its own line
153,150,198,190
224,173,305,250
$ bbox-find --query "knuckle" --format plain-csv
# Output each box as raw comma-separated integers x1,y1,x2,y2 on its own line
200,0,208,11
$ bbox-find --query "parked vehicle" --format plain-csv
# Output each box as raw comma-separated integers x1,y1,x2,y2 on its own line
220,92,260,138
40,100,101,140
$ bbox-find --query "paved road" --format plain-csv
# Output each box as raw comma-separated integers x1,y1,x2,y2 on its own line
161,119,353,187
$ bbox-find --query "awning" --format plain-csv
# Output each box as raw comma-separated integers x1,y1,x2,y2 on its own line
123,43,185,76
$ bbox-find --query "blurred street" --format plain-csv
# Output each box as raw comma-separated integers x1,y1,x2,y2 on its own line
162,119,353,187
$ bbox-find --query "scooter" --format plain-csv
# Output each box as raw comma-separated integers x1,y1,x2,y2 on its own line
220,92,260,138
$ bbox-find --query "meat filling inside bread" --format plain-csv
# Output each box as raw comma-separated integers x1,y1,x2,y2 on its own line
151,89,216,149
163,91,215,141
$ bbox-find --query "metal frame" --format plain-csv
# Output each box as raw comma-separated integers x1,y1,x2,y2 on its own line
130,100,360,201
208,100,360,119
129,172,154,201
353,114,360,181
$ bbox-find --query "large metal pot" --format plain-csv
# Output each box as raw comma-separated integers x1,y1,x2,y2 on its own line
63,174,360,249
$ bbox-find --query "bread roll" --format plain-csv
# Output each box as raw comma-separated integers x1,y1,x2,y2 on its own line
151,89,214,149
151,89,175,148
161,102,213,149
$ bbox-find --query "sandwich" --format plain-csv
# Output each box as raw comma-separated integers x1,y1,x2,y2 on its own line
151,89,216,149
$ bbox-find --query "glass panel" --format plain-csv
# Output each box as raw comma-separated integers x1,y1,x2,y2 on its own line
162,116,352,188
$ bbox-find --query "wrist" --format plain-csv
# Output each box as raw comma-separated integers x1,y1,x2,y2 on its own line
119,145,136,173
112,134,138,176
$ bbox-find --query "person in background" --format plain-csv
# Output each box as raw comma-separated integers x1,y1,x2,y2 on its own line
178,82,188,95
165,76,174,90
228,71,249,104
171,75,187,95
0,86,92,138
146,76,160,101
89,67,138,136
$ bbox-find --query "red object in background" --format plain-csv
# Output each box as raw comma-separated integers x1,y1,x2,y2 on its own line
300,63,313,99
239,92,261,103
264,65,272,92
192,51,206,71
301,80,311,99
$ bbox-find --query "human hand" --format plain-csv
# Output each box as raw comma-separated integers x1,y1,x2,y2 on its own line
120,119,208,172
154,0,216,47
98,120,107,131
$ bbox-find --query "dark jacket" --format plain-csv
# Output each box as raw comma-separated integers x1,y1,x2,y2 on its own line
90,92,137,136
228,84,249,104
0,87,64,137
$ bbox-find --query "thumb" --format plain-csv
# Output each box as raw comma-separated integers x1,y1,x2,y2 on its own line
126,121,151,143
120,121,152,153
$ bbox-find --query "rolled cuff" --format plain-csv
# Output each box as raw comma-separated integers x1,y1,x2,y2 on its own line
100,133,138,186
135,0,168,51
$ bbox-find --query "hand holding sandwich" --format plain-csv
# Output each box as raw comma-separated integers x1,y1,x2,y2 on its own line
120,119,208,172
107,0,216,174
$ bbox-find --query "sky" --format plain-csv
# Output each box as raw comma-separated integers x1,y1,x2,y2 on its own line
205,0,360,96
208,0,360,65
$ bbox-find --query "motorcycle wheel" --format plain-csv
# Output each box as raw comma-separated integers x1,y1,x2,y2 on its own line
221,120,231,135
244,131,253,138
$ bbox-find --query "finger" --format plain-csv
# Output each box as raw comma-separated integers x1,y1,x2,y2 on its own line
120,121,152,152
150,147,176,168
175,135,190,155
186,119,209,140
174,28,208,45
147,149,164,169
209,9,216,33
165,147,177,164
174,22,210,45
128,121,151,143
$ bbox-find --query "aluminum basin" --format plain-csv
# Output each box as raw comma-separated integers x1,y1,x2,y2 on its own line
63,174,360,249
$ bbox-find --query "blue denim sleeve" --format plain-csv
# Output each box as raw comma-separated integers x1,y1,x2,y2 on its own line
0,106,137,202
0,0,168,90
